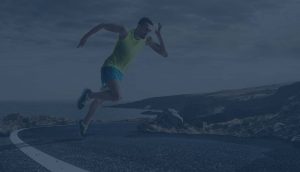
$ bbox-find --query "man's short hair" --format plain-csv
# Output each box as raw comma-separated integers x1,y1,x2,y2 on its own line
138,17,153,26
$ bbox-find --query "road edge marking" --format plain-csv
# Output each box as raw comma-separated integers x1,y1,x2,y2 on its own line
9,125,89,172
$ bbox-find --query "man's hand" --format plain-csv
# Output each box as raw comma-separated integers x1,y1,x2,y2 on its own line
155,23,162,35
146,22,168,58
77,37,87,48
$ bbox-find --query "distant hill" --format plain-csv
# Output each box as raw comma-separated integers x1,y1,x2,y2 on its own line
112,83,286,124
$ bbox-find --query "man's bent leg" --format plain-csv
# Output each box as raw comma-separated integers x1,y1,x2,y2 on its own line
82,80,122,126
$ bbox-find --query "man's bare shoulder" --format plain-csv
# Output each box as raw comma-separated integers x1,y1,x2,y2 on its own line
118,25,128,40
102,23,128,39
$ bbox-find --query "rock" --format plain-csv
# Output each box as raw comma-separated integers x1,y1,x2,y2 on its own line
156,109,183,128
137,108,185,133
153,108,184,129
291,135,300,147
291,135,300,142
273,122,285,132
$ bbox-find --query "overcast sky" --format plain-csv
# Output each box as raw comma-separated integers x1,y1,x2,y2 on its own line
1,0,300,102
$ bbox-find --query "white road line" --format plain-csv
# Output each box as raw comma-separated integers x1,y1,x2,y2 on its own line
10,126,89,172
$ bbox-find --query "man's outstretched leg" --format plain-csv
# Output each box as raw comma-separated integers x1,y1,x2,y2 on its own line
83,99,103,125
78,80,122,136
79,98,103,137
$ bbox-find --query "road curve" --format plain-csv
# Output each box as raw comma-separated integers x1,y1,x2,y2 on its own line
7,121,300,172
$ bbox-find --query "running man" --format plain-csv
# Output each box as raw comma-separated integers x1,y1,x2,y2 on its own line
76,17,168,136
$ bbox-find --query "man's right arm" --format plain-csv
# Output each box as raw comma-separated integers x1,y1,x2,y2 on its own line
77,23,127,48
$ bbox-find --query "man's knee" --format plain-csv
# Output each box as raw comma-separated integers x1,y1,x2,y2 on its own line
106,80,122,102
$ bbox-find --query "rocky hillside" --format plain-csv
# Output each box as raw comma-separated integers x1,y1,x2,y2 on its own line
114,82,300,142
0,113,73,137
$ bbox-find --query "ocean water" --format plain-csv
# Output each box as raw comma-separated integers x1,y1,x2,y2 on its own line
0,101,150,121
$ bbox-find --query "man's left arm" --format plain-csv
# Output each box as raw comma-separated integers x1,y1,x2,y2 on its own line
146,23,168,58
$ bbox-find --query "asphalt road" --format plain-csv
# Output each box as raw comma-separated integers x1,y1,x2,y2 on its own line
1,121,300,172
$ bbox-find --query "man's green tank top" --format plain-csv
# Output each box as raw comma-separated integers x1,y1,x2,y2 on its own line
102,29,145,73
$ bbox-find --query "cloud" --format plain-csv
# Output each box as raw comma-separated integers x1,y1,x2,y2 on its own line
1,0,297,60
1,0,294,55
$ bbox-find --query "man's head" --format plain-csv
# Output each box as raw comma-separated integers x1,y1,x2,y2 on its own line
135,17,153,39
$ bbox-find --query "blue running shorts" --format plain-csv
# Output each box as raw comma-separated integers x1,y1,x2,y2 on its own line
101,66,123,89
